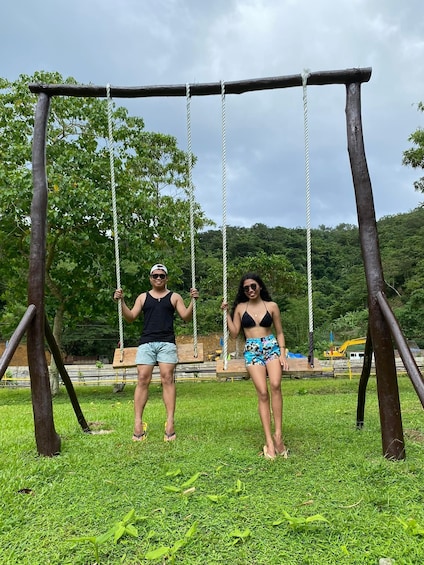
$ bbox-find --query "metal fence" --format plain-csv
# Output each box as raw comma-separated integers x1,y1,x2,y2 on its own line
2,357,423,388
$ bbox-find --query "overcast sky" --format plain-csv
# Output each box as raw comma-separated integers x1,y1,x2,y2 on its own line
3,0,424,229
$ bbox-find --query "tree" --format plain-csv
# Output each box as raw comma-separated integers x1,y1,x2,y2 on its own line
0,72,209,392
403,101,424,192
396,289,424,348
225,251,304,302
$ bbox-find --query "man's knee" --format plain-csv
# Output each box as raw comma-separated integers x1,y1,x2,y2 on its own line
160,370,175,386
137,367,153,386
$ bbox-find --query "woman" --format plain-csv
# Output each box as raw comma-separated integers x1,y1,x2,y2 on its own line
222,273,288,460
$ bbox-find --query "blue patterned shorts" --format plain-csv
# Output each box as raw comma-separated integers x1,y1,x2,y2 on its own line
243,335,281,366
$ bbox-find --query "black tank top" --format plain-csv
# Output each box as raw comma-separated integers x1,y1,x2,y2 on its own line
139,291,176,344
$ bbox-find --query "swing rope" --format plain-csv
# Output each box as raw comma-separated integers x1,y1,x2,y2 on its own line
221,81,229,370
186,84,198,357
106,84,125,361
302,70,315,367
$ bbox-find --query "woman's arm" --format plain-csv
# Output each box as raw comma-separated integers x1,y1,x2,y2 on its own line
221,302,241,338
270,302,287,357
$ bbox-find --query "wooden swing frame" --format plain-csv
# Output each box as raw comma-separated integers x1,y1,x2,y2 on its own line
24,66,424,460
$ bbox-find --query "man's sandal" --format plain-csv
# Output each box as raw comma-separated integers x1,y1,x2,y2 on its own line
164,423,176,442
274,436,289,458
132,422,147,442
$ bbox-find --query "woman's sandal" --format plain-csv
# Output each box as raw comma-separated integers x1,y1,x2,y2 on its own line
262,445,276,460
276,447,289,459
132,422,147,442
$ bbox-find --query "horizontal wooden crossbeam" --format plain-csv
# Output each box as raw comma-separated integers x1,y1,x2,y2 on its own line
113,343,204,368
28,68,372,98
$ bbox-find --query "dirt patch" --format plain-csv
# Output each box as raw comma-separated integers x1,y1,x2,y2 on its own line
404,429,424,443
177,333,241,360
0,342,51,366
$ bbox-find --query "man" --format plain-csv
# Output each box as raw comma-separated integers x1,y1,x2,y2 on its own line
114,264,199,441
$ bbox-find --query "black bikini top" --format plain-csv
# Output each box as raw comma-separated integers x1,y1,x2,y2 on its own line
241,305,273,328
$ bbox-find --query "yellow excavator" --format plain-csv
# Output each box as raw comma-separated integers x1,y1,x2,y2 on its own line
323,337,366,359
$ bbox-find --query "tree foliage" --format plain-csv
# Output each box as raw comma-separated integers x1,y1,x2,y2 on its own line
0,72,209,364
403,101,424,192
187,207,424,354
1,75,424,362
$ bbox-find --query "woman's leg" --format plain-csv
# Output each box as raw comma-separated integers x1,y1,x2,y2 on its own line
248,364,275,457
267,358,286,453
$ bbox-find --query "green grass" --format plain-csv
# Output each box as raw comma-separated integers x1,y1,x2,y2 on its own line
1,376,424,564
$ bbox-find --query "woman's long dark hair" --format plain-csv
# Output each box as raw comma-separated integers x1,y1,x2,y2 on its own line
230,272,273,316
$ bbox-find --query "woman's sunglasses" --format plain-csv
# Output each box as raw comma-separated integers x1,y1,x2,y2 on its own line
151,273,166,279
243,283,258,292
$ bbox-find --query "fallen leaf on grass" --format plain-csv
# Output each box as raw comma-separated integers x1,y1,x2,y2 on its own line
183,487,196,496
339,499,363,509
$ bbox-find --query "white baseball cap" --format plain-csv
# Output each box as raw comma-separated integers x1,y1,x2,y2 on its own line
150,263,168,275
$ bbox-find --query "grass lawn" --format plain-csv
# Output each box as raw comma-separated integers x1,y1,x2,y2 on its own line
1,376,424,564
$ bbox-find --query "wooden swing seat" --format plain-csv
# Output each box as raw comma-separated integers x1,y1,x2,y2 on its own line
113,343,204,369
216,357,330,380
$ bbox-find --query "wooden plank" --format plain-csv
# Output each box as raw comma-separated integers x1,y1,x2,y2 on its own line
285,358,323,372
112,348,135,368
216,357,326,379
216,359,247,380
177,343,204,363
113,343,204,368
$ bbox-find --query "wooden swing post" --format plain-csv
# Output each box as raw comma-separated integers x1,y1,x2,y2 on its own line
346,81,405,459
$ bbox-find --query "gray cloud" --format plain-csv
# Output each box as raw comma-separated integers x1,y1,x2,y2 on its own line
3,0,423,228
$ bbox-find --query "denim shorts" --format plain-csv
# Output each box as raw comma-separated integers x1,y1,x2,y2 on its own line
243,335,281,367
135,342,178,365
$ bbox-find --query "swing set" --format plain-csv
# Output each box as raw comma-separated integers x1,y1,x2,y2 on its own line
107,75,321,380
1,67,423,460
